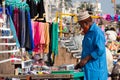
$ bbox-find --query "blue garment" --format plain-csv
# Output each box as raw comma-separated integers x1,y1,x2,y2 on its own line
82,23,108,80
27,10,34,50
25,10,34,51
7,5,13,18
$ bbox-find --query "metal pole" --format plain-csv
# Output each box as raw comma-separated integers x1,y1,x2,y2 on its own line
114,0,116,14
96,0,98,14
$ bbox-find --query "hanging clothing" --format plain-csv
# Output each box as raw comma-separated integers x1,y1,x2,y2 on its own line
27,10,34,51
46,22,58,66
33,22,45,53
33,21,40,52
47,23,54,66
7,5,14,19
26,0,38,18
9,12,20,48
38,22,45,53
0,7,20,48
25,10,34,51
44,23,50,53
20,9,26,48
18,8,22,46
27,0,46,22
13,8,19,38
39,22,45,45
6,1,34,51
82,23,108,80
37,0,45,19
51,22,58,55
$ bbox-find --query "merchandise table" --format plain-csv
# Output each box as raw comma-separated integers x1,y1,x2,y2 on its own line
0,71,84,80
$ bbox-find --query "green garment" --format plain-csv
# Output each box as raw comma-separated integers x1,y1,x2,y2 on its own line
52,22,58,55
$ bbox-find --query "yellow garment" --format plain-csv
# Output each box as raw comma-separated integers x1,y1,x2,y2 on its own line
44,23,50,53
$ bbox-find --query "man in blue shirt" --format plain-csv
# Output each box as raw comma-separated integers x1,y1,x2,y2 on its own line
75,11,108,80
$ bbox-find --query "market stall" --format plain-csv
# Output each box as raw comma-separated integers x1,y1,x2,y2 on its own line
0,1,84,80
0,0,120,80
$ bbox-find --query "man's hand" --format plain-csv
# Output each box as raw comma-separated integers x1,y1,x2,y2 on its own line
74,55,92,69
79,55,92,67
74,63,81,69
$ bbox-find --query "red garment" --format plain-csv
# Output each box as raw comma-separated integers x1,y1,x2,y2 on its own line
13,8,19,38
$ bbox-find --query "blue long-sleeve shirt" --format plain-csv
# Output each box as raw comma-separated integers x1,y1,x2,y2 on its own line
82,23,108,80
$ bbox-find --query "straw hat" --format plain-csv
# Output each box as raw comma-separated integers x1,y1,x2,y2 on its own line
77,11,90,21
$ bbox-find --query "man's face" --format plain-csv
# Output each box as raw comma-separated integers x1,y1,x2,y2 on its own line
78,21,89,34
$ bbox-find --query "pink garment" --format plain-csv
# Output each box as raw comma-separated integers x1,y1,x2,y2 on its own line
33,22,45,53
38,22,45,53
39,22,45,44
33,21,40,52
33,21,40,47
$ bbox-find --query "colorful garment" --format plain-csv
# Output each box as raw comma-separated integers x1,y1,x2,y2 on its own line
33,21,40,52
13,8,19,39
52,22,58,55
25,10,34,51
33,22,45,53
44,23,50,53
